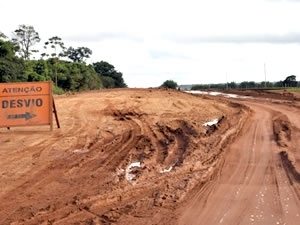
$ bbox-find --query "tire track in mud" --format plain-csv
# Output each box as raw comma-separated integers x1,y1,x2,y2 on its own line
16,106,156,223
34,107,154,224
0,90,249,225
73,104,246,224
92,100,298,224
178,100,300,225
267,106,300,215
155,121,191,167
178,114,265,225
172,107,250,222
280,151,300,186
71,111,197,222
10,107,155,225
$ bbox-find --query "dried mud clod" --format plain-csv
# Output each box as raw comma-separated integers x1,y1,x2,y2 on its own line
273,115,292,147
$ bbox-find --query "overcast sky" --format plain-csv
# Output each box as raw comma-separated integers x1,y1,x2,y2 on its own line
2,0,300,87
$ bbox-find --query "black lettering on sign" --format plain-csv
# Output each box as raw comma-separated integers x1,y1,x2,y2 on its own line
36,87,42,92
10,100,16,108
24,99,30,107
2,100,8,108
36,99,42,107
1,86,43,94
1,98,43,109
17,99,23,107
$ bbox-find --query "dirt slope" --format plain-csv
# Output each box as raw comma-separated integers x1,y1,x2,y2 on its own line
0,88,299,225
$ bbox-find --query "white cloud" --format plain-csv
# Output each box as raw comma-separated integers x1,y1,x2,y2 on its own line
2,0,300,87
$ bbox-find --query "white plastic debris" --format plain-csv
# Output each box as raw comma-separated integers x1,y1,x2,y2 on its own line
203,119,218,126
160,166,173,173
125,162,141,181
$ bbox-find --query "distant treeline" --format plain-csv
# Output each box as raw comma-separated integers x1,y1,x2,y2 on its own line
0,25,127,94
191,76,298,90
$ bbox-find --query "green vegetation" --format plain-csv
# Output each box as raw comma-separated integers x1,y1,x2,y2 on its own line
2,25,298,92
283,75,297,87
191,75,299,91
93,61,127,88
0,39,25,82
268,87,300,93
286,87,300,92
12,24,41,60
0,25,127,94
160,80,178,89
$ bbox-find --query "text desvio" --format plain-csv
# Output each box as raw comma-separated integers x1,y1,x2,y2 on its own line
2,99,43,109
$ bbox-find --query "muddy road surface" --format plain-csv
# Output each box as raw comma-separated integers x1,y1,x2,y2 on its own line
0,88,299,225
179,97,300,225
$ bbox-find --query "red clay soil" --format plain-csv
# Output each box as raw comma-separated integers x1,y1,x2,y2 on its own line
0,88,300,225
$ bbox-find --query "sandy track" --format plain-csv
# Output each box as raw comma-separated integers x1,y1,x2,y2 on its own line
178,97,300,225
0,89,299,225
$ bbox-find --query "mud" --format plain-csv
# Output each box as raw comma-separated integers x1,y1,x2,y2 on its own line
1,88,300,225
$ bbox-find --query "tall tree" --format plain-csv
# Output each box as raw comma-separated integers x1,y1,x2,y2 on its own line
93,61,127,88
12,24,40,60
42,36,66,58
42,36,66,86
66,46,92,63
283,75,297,87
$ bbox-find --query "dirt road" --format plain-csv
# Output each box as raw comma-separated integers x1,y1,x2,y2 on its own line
0,88,299,225
178,98,300,225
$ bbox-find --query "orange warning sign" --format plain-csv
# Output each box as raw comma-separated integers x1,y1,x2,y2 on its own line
0,81,53,128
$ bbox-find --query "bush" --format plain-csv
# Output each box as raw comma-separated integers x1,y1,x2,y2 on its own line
160,80,178,89
52,84,65,95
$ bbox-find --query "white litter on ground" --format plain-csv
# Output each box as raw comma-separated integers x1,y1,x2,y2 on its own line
160,166,173,173
72,148,89,153
125,162,141,181
203,119,218,126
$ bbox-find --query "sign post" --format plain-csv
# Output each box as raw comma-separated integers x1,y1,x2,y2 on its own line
0,81,58,130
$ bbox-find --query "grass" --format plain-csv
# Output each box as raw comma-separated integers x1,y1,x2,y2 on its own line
267,87,300,93
285,87,300,92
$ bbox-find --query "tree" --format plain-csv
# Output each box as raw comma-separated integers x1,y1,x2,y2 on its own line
0,40,12,57
42,36,66,86
191,84,210,90
228,81,237,89
0,39,25,82
283,75,297,87
66,46,92,63
42,36,66,58
160,80,178,89
24,60,51,82
93,61,127,88
100,76,115,88
93,61,115,76
239,81,256,89
12,24,40,60
57,62,103,91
